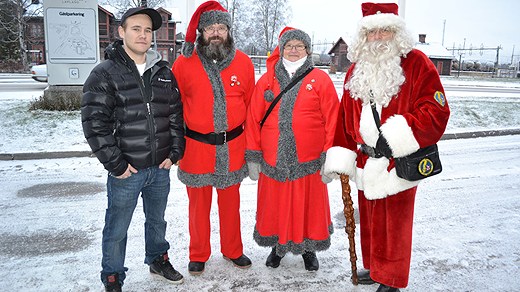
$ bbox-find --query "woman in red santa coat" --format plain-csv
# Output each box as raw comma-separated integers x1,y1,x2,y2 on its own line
323,3,450,292
246,27,339,271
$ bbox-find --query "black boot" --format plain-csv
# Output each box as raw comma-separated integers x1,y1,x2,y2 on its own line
355,269,376,285
302,251,319,271
376,284,400,292
223,254,252,269
266,247,283,268
149,253,184,284
188,261,205,275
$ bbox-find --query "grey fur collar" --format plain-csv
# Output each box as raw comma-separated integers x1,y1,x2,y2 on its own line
264,55,318,181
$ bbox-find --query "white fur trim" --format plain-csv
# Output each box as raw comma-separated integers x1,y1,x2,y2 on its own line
323,146,357,179
380,114,420,158
360,13,405,30
359,157,420,200
359,104,380,147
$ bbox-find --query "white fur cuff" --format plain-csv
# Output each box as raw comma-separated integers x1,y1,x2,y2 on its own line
323,146,357,179
380,114,420,158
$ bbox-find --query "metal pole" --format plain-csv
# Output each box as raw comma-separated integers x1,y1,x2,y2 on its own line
442,19,446,47
457,53,461,77
495,46,500,77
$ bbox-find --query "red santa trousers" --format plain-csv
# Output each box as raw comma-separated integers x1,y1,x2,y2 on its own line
358,186,417,288
186,184,244,262
255,172,332,247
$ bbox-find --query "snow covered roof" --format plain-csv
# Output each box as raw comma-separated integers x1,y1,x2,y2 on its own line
415,42,455,60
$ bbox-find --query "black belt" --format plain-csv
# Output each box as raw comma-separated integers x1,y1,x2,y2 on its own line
360,144,383,158
185,124,244,145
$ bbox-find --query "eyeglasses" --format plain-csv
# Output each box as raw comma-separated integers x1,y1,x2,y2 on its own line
367,28,394,36
203,26,228,35
283,44,306,51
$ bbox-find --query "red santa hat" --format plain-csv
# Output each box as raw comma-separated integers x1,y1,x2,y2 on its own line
182,0,231,57
359,2,405,30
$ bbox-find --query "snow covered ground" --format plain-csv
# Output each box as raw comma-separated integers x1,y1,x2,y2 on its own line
0,77,519,291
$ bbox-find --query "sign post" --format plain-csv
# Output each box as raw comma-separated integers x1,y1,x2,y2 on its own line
42,0,99,108
44,0,99,85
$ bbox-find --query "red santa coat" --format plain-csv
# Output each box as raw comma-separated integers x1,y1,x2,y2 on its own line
325,49,450,199
324,49,450,288
246,52,339,253
246,68,339,174
172,49,255,188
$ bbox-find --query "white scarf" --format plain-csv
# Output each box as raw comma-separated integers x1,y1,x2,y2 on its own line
282,57,307,78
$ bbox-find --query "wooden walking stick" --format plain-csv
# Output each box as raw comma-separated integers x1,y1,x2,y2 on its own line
340,174,358,285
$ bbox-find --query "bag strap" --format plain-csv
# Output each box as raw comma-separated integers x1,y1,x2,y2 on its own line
260,67,314,128
370,101,382,133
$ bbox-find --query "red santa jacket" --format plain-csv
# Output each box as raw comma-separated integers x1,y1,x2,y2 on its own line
172,49,255,188
324,49,450,199
246,55,339,181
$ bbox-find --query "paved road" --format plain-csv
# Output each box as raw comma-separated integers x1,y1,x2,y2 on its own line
0,74,48,91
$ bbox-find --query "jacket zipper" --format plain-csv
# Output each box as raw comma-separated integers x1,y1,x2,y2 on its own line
136,70,157,165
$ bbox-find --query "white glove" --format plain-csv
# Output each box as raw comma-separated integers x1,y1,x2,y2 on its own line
320,165,334,184
248,162,261,181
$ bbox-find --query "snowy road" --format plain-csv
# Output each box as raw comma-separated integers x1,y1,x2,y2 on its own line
0,134,519,291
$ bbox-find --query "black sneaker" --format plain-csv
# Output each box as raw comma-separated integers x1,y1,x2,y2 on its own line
266,247,283,268
149,253,184,284
104,273,122,292
223,254,252,269
188,261,206,275
302,251,319,271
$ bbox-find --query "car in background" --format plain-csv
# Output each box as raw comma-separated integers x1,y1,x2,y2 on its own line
30,64,47,82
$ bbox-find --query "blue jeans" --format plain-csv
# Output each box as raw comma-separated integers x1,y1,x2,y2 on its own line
100,166,171,285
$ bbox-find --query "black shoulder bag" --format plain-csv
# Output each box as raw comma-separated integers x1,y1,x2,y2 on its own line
370,103,442,181
260,67,314,128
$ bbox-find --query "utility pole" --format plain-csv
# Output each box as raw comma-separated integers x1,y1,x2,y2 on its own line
494,46,501,77
442,19,446,47
457,38,466,78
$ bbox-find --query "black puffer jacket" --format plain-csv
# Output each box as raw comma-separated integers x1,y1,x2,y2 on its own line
81,40,185,176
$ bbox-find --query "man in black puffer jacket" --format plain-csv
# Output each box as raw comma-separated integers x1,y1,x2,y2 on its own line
81,7,185,292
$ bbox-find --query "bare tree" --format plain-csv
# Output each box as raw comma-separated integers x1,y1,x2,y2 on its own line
0,0,43,71
217,0,290,55
98,0,166,15
252,0,290,53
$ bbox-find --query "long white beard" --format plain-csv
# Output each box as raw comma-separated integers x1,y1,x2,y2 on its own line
347,40,406,107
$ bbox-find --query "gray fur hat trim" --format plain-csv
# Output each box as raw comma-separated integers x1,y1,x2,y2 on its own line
199,10,231,30
279,29,312,55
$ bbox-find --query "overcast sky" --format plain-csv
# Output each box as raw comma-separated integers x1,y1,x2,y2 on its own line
168,0,519,65
288,0,519,64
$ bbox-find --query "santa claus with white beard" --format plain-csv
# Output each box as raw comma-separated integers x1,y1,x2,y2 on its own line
323,2,450,292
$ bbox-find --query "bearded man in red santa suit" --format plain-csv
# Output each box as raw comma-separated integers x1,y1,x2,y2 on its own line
172,0,255,275
323,2,450,292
